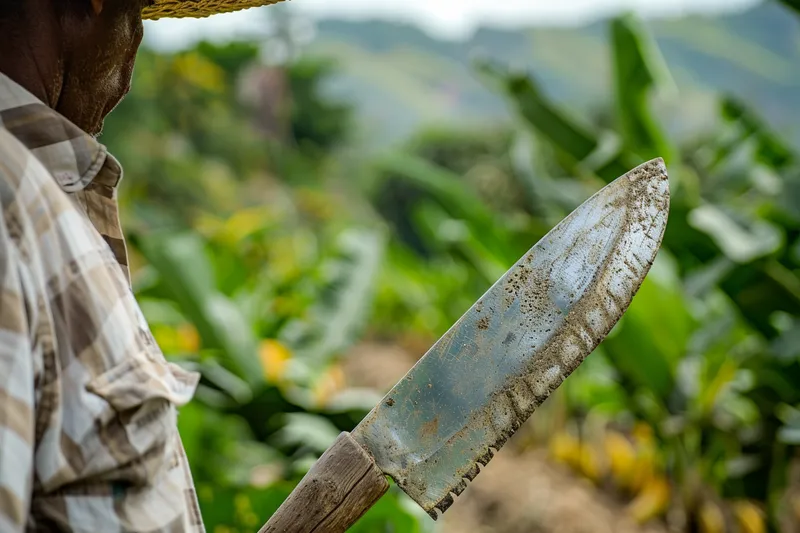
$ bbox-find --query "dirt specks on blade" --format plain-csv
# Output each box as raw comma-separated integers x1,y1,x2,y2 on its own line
352,158,670,519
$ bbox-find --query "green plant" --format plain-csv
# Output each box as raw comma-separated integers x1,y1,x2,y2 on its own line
468,10,800,530
104,9,800,531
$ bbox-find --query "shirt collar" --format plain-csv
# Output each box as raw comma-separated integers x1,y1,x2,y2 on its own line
0,71,122,192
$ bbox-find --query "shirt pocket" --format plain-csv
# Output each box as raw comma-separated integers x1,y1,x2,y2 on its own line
80,351,200,488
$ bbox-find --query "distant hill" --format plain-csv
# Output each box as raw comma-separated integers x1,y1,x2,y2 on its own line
305,1,800,148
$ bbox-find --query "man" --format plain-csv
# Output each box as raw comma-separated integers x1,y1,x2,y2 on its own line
0,1,282,531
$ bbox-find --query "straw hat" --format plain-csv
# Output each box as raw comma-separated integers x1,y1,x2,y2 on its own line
143,0,286,20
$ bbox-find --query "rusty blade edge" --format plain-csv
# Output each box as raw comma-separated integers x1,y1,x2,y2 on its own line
417,159,671,520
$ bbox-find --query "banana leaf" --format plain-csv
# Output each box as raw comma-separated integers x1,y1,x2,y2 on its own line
137,231,263,387
611,13,676,164
280,228,385,367
475,58,638,183
375,151,520,265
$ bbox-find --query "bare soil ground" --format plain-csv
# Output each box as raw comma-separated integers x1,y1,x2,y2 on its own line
438,449,666,533
343,341,668,533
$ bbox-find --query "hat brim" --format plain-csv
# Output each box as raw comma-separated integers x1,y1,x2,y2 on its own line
143,0,286,20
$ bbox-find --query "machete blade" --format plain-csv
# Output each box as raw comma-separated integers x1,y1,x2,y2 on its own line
351,158,670,519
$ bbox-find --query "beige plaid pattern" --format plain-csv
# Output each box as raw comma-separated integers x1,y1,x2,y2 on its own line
0,73,205,532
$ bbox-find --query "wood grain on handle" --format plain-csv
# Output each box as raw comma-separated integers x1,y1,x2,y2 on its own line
260,432,389,533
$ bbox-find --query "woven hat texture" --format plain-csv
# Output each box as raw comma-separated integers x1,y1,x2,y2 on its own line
143,0,285,20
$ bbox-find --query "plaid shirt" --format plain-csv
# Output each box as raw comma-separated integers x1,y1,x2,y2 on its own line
0,73,205,532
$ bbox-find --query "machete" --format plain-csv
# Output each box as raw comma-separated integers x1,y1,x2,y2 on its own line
261,158,670,532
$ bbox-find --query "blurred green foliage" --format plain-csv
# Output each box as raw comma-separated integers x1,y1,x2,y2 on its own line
105,7,800,532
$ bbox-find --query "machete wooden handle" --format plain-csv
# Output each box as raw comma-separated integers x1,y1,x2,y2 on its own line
259,432,389,533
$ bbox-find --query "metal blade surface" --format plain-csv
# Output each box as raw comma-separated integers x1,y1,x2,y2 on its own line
352,158,670,519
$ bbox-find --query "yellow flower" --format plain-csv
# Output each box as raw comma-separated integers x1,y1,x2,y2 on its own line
152,324,200,354
176,323,200,353
632,422,655,448
733,500,765,533
549,432,582,470
626,475,670,524
604,430,637,490
630,450,658,494
259,340,292,384
698,500,726,533
578,442,603,483
312,364,347,407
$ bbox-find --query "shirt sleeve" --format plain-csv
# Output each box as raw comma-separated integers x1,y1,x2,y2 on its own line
0,129,204,532
0,203,36,533
35,354,207,533
27,346,205,533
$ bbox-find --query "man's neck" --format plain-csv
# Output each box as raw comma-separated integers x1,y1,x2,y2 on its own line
0,6,64,109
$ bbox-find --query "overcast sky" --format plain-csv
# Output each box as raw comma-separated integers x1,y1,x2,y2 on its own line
144,0,761,47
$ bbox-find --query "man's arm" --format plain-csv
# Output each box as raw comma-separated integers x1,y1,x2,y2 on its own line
0,205,36,533
0,126,204,532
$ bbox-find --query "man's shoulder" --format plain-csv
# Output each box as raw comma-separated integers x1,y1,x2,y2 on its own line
0,126,35,241
0,124,32,190
0,124,60,201
0,125,74,256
